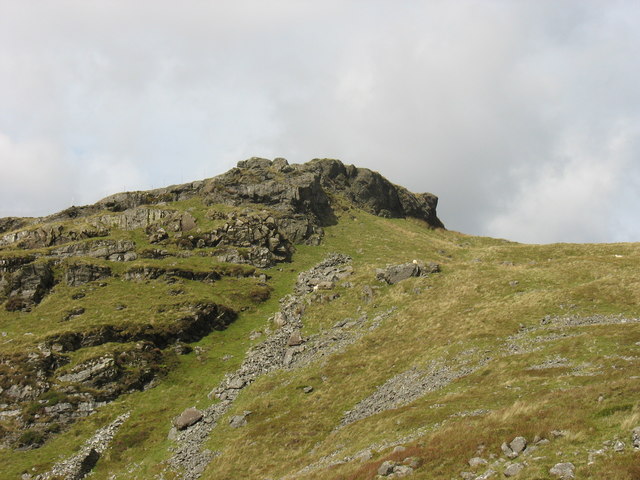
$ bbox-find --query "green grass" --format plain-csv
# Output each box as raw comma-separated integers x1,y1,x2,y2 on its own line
2,206,640,479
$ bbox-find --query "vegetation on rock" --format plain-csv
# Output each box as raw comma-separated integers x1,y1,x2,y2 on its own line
0,158,638,480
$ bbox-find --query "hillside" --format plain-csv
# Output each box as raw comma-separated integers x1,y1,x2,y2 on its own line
0,158,639,480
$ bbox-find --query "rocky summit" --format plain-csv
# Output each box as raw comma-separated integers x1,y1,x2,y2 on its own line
0,158,639,480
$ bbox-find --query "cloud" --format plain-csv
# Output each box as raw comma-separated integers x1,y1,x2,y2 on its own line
0,1,639,242
0,133,72,217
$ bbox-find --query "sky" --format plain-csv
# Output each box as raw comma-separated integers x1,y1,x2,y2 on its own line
1,0,639,244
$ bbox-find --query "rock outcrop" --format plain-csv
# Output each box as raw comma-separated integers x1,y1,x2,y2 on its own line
1,262,55,309
375,261,440,285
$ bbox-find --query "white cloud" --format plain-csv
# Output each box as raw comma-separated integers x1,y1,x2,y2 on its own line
0,133,73,217
0,1,639,242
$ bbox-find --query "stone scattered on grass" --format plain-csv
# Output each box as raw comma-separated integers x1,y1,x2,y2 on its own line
631,426,640,449
468,457,488,468
509,437,527,455
378,460,395,476
229,411,251,429
503,462,524,477
549,462,575,479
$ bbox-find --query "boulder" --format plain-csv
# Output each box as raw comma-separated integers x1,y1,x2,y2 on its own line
509,437,527,455
501,442,517,459
180,213,197,232
392,465,414,477
377,460,396,476
288,331,303,346
174,408,203,430
229,411,251,428
376,261,440,285
549,462,575,479
504,463,524,477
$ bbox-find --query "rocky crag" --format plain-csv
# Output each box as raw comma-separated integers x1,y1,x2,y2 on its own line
3,157,639,480
0,158,443,455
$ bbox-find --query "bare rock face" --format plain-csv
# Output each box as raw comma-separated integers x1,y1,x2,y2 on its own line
65,263,112,286
76,157,443,240
2,262,55,309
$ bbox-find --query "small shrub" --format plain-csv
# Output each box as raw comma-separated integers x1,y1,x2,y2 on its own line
595,403,633,418
40,389,68,406
17,429,45,447
249,285,271,303
5,297,27,312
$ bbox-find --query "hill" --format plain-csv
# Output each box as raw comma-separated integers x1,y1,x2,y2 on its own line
0,158,639,480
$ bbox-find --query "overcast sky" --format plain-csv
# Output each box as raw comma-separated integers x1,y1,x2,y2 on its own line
1,1,639,244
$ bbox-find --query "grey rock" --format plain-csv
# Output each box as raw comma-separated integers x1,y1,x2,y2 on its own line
475,470,496,480
227,377,245,389
229,412,249,428
65,262,111,286
288,331,303,346
376,263,419,285
501,442,517,459
549,462,575,479
3,262,55,307
271,157,289,171
392,465,414,477
393,445,407,453
355,449,373,461
378,460,396,476
632,426,640,449
509,437,527,455
503,463,524,477
237,157,273,169
303,386,313,394
174,408,204,430
613,440,625,452
376,261,440,285
469,457,488,467
272,312,287,327
50,239,136,261
57,356,119,385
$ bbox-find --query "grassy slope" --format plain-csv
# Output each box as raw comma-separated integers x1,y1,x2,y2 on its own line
3,208,640,480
